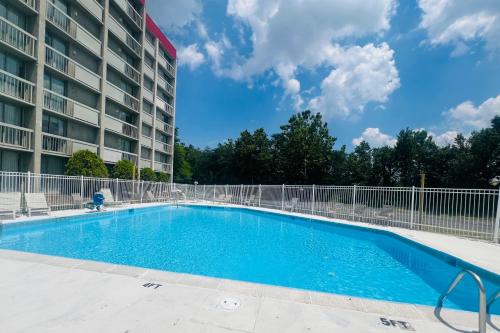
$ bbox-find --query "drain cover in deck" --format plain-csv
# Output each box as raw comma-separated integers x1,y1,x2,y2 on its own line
220,297,241,310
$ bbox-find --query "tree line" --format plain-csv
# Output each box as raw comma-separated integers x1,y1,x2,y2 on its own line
174,111,500,189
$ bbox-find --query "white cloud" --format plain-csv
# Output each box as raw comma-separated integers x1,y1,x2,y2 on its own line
223,0,398,117
308,43,400,118
177,44,205,70
418,0,500,55
147,0,202,32
444,94,500,130
352,127,396,148
431,130,459,146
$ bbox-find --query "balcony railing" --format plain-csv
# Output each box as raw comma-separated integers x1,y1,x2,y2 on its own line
42,133,98,156
0,16,37,58
140,158,151,169
106,82,140,112
108,15,141,56
145,39,155,56
43,89,99,126
0,68,35,104
103,146,137,163
158,54,176,77
143,87,153,102
142,111,153,125
155,96,174,116
46,2,101,56
0,122,33,150
141,134,152,148
20,0,37,11
154,161,171,173
104,115,139,139
155,140,173,154
107,50,140,84
143,63,155,80
45,46,101,90
157,76,174,97
75,0,103,22
112,0,142,29
155,118,173,135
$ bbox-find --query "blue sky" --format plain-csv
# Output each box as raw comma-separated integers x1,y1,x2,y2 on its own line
148,0,500,149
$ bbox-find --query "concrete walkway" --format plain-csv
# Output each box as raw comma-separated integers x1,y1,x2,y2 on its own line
0,250,498,333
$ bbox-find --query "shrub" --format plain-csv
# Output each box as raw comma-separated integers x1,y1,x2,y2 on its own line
65,150,108,177
111,160,138,180
140,167,157,181
157,172,170,182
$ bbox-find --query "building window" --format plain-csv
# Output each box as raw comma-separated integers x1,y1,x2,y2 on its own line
50,0,68,14
0,3,27,30
142,124,152,137
42,113,66,136
44,74,66,96
45,34,68,55
144,77,153,91
0,101,22,126
143,101,153,114
141,147,151,159
0,51,24,77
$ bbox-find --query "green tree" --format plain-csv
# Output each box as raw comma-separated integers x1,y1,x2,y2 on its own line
233,128,273,184
393,129,439,186
140,167,157,181
173,128,193,183
157,172,170,182
346,141,373,185
371,146,397,186
111,160,137,180
272,110,335,184
65,150,108,177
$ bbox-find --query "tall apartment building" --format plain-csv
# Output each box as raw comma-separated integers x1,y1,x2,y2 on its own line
0,0,177,177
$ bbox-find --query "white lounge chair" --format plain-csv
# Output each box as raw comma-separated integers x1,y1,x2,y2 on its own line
284,197,299,211
100,188,122,206
0,192,22,219
145,190,156,202
24,193,50,216
244,194,255,206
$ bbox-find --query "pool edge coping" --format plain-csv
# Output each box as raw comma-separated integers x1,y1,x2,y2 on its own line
0,247,498,330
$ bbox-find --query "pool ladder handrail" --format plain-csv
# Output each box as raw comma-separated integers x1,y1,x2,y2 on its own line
437,269,486,333
488,288,499,312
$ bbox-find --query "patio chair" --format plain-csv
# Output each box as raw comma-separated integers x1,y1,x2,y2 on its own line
100,188,122,206
145,190,156,202
24,193,50,216
0,192,22,219
71,193,85,208
373,205,395,225
244,194,255,206
284,197,299,211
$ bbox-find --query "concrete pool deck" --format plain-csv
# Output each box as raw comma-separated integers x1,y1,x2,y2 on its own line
0,202,499,332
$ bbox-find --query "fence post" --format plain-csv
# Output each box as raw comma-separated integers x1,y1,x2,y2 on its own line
240,184,244,204
258,184,262,207
352,185,356,219
281,184,285,210
27,171,31,193
203,184,206,201
80,176,84,208
311,184,315,214
410,186,415,229
115,178,119,200
140,181,144,203
494,186,500,243
213,185,216,201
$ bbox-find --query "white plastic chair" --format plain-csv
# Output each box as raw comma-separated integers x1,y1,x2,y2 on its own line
0,192,22,219
24,193,50,216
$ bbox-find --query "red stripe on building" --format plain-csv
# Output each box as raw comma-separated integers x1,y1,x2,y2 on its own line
146,15,176,59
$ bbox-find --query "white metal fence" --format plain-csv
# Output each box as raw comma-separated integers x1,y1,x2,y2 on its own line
1,171,499,242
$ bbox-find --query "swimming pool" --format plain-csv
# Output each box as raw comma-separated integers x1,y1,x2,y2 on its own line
0,205,498,313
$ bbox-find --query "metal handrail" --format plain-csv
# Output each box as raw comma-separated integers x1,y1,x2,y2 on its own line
487,288,499,312
437,269,486,333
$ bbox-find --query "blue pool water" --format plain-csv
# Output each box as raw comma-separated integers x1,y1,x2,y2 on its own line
0,205,498,313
